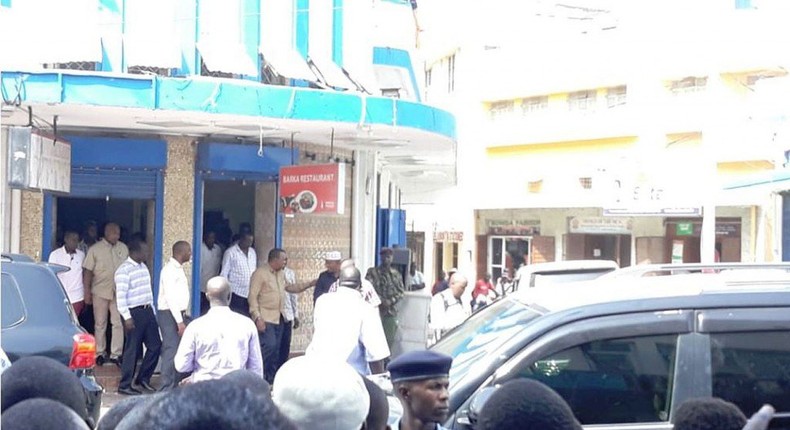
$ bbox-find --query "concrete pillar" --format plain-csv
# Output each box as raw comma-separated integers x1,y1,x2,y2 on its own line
20,190,43,260
351,150,377,271
162,137,196,283
254,182,277,266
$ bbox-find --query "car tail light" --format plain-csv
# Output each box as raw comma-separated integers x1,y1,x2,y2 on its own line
69,333,96,369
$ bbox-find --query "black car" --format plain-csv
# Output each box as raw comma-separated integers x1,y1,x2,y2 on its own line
433,268,790,429
1,254,103,427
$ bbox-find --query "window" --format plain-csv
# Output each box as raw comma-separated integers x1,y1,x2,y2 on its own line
521,96,548,114
568,90,597,111
711,331,790,416
489,101,514,120
606,86,627,108
670,77,707,95
1,274,25,328
504,334,679,424
447,54,455,92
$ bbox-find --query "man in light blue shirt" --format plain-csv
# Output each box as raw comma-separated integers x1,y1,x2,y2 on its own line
115,240,161,395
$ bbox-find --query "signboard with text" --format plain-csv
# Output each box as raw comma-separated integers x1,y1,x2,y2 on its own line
279,163,345,215
569,217,632,234
486,219,541,235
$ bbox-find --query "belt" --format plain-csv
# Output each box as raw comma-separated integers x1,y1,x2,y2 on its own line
131,304,151,310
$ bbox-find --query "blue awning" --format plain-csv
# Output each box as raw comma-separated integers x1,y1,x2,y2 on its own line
723,169,790,191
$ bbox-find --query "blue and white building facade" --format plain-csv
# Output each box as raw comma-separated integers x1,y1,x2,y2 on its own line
0,0,455,337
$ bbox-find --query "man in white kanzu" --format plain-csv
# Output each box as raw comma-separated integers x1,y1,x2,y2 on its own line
48,231,86,316
429,273,470,342
175,276,263,382
157,241,192,391
307,265,389,375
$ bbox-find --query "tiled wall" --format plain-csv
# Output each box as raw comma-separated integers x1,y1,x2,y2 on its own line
20,190,43,260
163,137,196,285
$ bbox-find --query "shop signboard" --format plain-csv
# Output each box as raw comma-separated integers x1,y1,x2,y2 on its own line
676,222,694,236
486,219,540,235
279,163,345,215
569,217,632,234
433,231,463,242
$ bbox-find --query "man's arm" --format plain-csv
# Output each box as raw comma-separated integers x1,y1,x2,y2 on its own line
219,249,231,278
246,325,264,379
82,249,96,305
114,268,133,329
162,270,185,324
284,278,316,294
247,270,266,332
173,325,196,373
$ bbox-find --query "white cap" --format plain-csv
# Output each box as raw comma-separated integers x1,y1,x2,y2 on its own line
325,251,342,261
273,356,369,430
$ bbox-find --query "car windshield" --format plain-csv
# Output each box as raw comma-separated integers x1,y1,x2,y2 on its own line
431,297,542,389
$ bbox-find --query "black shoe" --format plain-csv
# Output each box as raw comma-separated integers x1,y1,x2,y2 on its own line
136,381,157,392
118,386,141,396
108,356,122,367
95,355,107,366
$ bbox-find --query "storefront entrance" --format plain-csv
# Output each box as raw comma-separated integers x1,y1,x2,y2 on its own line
564,233,632,267
665,218,742,263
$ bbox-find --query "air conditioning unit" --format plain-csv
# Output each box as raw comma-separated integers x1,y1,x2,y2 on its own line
6,127,71,193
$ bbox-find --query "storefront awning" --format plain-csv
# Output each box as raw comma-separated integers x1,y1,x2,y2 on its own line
260,47,318,82
723,169,790,192
197,42,258,76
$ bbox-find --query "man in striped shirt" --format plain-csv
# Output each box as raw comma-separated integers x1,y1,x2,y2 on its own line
220,232,257,317
115,240,162,395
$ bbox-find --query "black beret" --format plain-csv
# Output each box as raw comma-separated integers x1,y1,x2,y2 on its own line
674,397,747,430
1,398,90,430
477,379,582,430
1,356,88,420
221,369,272,398
387,350,452,383
97,395,152,430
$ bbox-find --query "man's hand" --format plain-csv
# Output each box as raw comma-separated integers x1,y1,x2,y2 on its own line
255,317,266,332
123,319,135,333
83,292,93,306
743,405,775,430
293,318,300,330
177,322,186,337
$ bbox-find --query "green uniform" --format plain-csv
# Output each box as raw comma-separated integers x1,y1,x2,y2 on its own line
366,265,405,348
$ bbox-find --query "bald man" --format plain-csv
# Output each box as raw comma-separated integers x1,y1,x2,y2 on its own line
157,241,192,391
429,273,470,341
174,277,263,382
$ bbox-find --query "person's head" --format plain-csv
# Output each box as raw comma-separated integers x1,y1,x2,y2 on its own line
113,393,166,430
239,222,253,235
1,356,90,425
484,273,491,282
673,397,747,430
273,356,369,430
268,248,287,271
238,232,254,250
172,241,192,264
84,220,98,238
448,268,457,280
324,251,342,274
63,231,80,253
340,258,357,271
388,350,453,425
128,240,148,263
123,379,296,430
97,395,151,430
2,398,90,430
437,271,447,282
477,379,582,430
449,273,468,299
104,223,121,245
203,231,216,248
380,248,394,266
338,266,362,290
221,370,272,399
206,276,232,307
362,377,389,430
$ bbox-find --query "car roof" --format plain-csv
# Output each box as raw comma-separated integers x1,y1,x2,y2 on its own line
516,268,790,313
518,259,619,274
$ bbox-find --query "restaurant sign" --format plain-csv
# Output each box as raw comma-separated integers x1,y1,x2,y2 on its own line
279,163,345,215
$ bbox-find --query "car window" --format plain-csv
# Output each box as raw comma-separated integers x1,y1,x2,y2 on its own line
501,334,678,425
1,274,26,328
431,298,542,388
711,331,790,417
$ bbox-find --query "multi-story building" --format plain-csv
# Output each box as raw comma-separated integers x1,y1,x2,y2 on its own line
0,0,456,350
408,0,790,284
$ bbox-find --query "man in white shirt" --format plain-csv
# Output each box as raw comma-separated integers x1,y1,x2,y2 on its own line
199,231,223,315
48,231,86,316
220,232,257,317
157,241,192,391
175,276,263,382
307,266,390,375
429,273,470,342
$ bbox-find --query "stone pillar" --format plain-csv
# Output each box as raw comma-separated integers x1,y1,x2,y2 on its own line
20,190,43,260
162,137,196,283
254,182,277,266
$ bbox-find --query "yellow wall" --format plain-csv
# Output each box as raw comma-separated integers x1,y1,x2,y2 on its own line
486,136,637,157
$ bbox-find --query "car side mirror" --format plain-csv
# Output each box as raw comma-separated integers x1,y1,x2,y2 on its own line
463,386,498,427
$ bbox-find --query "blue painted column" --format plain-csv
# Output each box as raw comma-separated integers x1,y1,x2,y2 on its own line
295,0,309,58
332,0,343,66
152,171,165,307
41,193,55,261
191,173,204,317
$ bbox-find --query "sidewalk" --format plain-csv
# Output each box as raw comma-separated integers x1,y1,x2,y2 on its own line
95,363,162,418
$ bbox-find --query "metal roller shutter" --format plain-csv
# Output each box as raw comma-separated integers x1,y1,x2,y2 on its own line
70,168,158,199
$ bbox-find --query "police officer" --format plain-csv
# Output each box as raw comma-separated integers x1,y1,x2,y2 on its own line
388,350,453,430
366,247,405,348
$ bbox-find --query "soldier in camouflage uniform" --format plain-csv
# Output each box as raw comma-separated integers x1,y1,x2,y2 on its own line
366,247,405,348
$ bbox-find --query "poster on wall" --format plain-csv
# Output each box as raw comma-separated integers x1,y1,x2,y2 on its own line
279,163,345,215
671,240,684,263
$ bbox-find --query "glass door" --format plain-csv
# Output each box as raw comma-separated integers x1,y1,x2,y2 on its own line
488,236,531,281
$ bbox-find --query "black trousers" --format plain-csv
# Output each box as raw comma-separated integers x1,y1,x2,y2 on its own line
120,305,161,389
260,315,285,384
199,292,210,316
277,319,293,373
230,293,250,318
